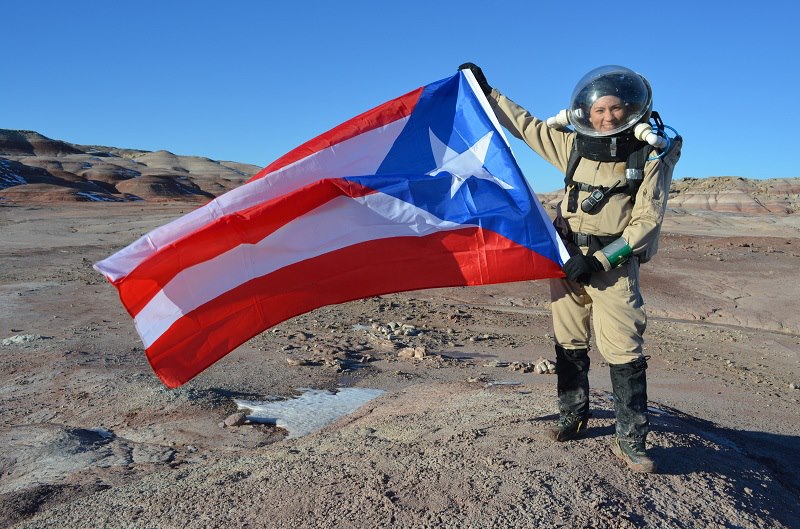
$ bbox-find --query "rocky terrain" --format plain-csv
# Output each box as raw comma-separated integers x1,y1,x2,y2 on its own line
1,131,799,528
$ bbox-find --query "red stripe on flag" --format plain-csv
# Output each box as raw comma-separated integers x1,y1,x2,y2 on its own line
146,228,561,388
117,179,378,318
248,86,424,182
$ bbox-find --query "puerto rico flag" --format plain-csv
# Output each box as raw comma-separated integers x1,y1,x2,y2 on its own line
94,70,569,388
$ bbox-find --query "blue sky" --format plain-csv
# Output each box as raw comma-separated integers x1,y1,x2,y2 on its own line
3,1,796,192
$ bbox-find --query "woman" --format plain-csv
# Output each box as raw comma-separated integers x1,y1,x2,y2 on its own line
460,63,682,473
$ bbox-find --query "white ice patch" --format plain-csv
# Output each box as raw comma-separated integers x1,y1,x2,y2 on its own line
1,334,50,346
235,388,385,438
76,192,118,202
0,159,27,188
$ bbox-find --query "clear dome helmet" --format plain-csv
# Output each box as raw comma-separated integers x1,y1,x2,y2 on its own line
568,65,653,137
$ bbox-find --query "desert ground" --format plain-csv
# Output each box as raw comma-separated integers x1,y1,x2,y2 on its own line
1,199,799,529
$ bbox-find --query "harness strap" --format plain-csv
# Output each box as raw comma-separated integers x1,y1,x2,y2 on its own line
564,139,653,212
569,232,622,253
624,145,652,205
572,181,629,196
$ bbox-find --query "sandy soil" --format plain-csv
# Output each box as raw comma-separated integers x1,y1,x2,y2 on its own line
1,203,799,528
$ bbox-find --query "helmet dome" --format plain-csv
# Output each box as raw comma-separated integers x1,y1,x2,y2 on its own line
568,65,652,137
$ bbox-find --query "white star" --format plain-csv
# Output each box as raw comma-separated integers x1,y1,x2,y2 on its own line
427,128,514,198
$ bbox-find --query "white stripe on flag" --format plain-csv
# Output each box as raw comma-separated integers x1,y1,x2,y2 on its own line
134,192,471,348
95,117,411,283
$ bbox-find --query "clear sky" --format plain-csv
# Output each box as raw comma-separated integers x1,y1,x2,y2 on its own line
3,1,796,192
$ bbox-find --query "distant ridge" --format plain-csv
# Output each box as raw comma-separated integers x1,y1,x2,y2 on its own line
537,176,800,216
2,129,798,213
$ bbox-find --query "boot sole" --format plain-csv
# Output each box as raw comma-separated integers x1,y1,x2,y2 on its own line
611,439,656,473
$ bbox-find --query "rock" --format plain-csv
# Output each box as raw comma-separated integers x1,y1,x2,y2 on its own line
324,358,345,371
132,444,176,465
508,362,535,373
534,357,557,374
790,382,798,390
366,333,400,351
398,346,427,359
223,412,248,427
483,360,509,368
397,348,415,359
2,334,49,345
286,357,313,367
400,324,419,336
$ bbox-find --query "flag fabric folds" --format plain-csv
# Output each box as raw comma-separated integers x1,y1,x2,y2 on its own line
94,71,569,388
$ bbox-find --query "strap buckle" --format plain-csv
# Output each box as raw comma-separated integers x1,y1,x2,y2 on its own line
572,232,591,247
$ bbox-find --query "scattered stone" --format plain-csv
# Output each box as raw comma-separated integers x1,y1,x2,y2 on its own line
483,360,509,368
508,362,535,373
400,324,419,336
790,382,798,390
448,310,472,321
324,358,345,371
223,412,248,427
397,346,428,359
534,357,557,374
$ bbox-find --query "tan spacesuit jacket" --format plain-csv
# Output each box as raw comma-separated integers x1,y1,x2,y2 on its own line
488,89,682,270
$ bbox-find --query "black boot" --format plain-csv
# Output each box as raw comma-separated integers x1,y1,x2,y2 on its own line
610,357,655,473
546,345,590,442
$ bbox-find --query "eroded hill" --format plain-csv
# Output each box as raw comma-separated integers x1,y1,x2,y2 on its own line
0,129,261,203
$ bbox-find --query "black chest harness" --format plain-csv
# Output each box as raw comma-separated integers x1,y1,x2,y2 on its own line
564,132,653,214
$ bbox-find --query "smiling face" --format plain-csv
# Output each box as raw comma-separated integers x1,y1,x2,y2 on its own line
589,95,628,133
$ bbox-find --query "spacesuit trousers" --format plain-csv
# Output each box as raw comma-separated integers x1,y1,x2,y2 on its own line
550,254,647,365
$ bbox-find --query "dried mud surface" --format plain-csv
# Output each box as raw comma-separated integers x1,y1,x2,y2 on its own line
1,203,798,528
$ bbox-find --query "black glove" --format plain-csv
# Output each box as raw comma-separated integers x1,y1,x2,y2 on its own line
458,62,491,96
562,254,603,284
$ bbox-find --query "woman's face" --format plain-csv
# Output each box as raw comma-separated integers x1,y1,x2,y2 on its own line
589,95,627,133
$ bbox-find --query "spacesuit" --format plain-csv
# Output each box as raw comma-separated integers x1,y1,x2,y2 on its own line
461,63,682,472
